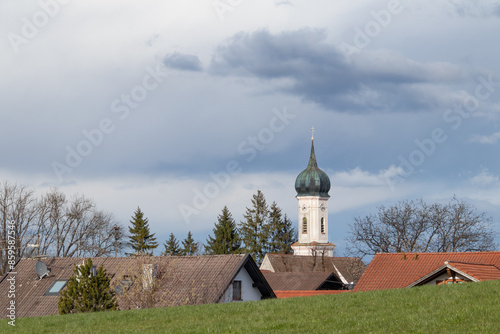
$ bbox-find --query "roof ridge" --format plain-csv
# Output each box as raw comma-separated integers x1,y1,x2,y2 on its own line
376,251,500,256
447,261,497,266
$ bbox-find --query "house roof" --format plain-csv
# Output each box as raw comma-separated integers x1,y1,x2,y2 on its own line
260,254,366,284
263,272,340,291
0,254,275,318
354,251,500,292
449,262,500,281
406,261,500,287
274,290,348,298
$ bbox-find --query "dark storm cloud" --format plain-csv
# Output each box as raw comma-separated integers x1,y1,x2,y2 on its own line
163,52,203,72
209,28,466,113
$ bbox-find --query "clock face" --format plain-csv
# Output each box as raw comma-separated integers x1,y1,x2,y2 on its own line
320,203,326,212
301,204,307,212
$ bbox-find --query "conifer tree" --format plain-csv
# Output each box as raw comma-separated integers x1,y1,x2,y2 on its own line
205,206,241,254
180,231,199,255
128,207,158,255
268,202,297,254
162,233,181,256
239,190,270,264
58,258,117,314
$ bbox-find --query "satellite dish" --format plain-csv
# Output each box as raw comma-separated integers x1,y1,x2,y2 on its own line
35,261,50,279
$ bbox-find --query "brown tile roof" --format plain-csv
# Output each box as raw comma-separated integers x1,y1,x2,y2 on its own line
263,254,334,272
0,254,274,318
330,257,367,284
274,290,349,298
354,251,500,292
263,272,338,291
262,254,366,284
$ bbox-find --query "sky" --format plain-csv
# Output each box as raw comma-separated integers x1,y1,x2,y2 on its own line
1,0,500,258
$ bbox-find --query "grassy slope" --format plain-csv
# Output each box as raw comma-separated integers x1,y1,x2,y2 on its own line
12,280,500,333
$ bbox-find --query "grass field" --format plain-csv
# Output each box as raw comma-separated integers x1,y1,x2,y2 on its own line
10,280,500,333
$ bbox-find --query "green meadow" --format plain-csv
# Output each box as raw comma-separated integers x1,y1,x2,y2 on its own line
12,280,500,333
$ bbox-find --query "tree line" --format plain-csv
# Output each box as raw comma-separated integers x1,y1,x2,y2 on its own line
206,190,297,264
0,181,295,274
3,179,496,274
129,190,297,265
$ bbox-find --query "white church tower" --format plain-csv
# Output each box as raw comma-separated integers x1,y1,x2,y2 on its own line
291,130,335,257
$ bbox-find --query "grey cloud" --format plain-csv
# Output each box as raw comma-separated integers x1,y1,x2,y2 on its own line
411,0,500,18
450,0,500,18
274,0,294,6
209,29,466,113
163,52,203,72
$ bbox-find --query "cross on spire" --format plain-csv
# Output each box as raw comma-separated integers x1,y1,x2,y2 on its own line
311,127,315,140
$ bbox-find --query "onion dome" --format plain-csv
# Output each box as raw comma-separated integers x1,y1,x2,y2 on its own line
295,139,330,197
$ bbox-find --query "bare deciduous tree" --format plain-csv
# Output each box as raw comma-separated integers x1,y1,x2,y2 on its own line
347,197,497,259
0,182,38,272
0,183,125,275
33,188,125,258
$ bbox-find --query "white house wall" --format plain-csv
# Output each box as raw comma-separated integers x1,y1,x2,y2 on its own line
219,266,262,303
424,272,470,285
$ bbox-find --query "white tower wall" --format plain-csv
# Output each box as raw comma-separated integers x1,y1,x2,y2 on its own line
297,196,329,244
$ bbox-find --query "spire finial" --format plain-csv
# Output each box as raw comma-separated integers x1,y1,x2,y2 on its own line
311,127,315,140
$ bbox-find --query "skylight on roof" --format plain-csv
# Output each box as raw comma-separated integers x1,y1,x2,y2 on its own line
45,280,68,296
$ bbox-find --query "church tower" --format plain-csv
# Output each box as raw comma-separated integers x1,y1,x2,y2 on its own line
291,131,335,257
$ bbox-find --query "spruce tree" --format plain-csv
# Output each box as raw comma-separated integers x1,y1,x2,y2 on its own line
58,258,117,314
268,202,297,254
162,233,181,256
181,231,199,255
239,190,270,264
128,207,158,256
205,206,241,254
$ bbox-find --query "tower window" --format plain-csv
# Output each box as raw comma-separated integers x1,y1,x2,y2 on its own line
302,217,307,234
321,217,325,234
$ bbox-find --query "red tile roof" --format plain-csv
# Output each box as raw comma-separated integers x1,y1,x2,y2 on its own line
274,290,349,298
449,262,500,281
354,251,500,292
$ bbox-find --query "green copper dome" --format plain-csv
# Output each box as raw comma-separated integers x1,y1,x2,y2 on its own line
295,139,330,197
